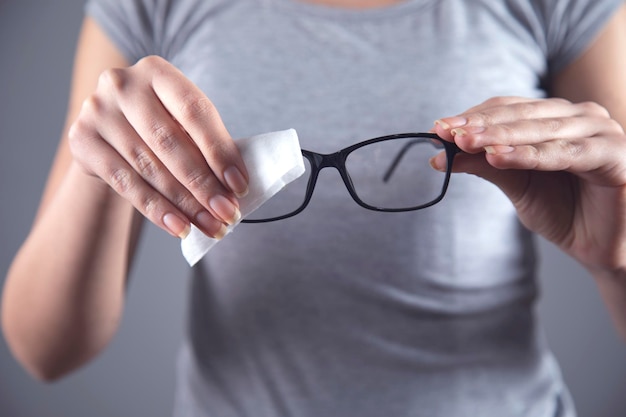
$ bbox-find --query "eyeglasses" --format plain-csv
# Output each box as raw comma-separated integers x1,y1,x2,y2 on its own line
241,133,462,223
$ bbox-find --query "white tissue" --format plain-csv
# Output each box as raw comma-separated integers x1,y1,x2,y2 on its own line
181,129,305,266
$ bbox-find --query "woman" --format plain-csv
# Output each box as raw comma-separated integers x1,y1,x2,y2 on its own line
2,0,626,415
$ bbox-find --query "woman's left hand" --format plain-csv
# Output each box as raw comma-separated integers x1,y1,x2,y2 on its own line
431,96,626,275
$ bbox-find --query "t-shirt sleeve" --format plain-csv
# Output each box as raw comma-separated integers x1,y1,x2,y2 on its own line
539,0,624,74
85,0,163,63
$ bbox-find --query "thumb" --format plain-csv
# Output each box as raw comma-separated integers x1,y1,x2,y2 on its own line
431,151,530,205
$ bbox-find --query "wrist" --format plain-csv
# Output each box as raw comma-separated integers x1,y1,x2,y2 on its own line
589,266,626,343
590,266,626,286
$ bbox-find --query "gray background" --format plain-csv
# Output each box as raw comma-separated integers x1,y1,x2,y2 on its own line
1,1,625,416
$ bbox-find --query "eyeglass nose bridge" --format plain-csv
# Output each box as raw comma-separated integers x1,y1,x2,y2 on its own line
303,149,362,206
307,150,345,169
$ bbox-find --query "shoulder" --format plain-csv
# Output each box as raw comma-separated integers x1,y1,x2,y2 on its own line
551,3,626,107
505,0,625,75
85,0,254,62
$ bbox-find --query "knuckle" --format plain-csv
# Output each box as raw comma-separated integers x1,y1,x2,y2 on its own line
136,55,165,70
493,123,515,139
132,147,160,178
136,56,172,80
168,189,201,214
67,118,89,145
185,168,215,191
549,97,572,106
98,67,128,92
67,134,83,161
484,96,506,106
577,101,610,118
150,123,180,154
138,192,161,218
467,111,491,126
526,145,542,169
485,96,521,107
178,95,215,122
543,118,564,134
80,94,105,116
67,120,100,160
108,167,134,194
607,118,625,134
202,139,230,166
516,101,540,119
558,138,585,162
566,139,585,157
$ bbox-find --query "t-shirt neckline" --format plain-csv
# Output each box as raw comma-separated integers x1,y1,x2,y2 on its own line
267,0,429,19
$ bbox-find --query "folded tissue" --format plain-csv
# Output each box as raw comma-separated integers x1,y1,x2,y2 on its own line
181,128,305,266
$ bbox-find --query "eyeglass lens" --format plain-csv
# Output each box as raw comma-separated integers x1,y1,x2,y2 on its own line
346,136,448,210
245,156,312,221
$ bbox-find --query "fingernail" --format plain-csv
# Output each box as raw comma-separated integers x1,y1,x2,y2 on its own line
196,211,226,240
434,119,451,130
452,126,485,137
224,166,249,198
163,213,190,239
196,211,227,240
429,153,447,172
436,117,467,129
196,211,228,240
209,195,241,225
484,145,515,155
450,128,467,137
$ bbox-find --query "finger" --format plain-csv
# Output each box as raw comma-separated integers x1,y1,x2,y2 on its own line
483,135,626,186
434,97,611,135
102,141,228,239
429,150,532,206
70,128,187,238
432,122,455,142
106,75,242,226
433,97,536,130
458,96,535,116
118,125,241,229
92,96,241,231
70,108,229,239
450,115,620,152
142,57,249,197
430,132,626,195
469,99,610,126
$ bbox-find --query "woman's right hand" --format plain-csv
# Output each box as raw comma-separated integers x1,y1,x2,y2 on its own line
68,55,248,239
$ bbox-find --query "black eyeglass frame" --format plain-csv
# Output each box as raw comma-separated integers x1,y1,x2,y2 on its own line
241,133,462,223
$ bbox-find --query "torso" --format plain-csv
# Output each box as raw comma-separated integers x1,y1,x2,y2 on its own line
85,0,622,414
172,1,557,415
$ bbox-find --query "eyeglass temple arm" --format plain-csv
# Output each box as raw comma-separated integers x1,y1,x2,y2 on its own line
382,138,445,182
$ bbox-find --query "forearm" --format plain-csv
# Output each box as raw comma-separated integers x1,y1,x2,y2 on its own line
1,162,138,381
545,3,626,343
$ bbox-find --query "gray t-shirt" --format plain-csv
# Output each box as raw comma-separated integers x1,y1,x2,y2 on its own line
86,0,623,416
